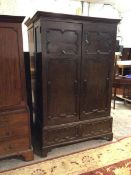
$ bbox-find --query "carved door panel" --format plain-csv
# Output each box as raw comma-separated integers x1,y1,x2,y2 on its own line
42,20,82,125
80,22,116,120
43,20,81,57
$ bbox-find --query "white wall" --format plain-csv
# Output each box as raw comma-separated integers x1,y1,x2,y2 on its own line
89,3,120,19
0,0,31,51
0,0,131,49
0,0,82,51
118,11,131,47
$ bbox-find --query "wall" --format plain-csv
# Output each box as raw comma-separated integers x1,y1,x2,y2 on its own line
0,0,131,50
118,11,131,47
0,0,82,51
88,3,120,19
0,0,31,51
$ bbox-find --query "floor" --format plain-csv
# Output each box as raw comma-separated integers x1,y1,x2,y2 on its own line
0,100,131,172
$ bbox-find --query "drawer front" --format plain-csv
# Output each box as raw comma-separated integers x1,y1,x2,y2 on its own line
0,113,29,140
0,116,8,126
0,137,30,156
43,125,78,146
0,124,29,140
0,113,29,125
80,118,112,138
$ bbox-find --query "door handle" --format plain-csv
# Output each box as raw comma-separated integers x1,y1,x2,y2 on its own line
62,50,67,55
85,39,89,44
106,77,110,90
74,80,78,96
47,81,51,102
74,80,78,95
83,80,87,94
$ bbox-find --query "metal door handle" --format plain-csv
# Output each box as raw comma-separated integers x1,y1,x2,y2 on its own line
83,80,87,94
47,81,51,102
97,50,102,54
106,77,110,90
74,80,78,96
62,50,66,55
85,39,89,44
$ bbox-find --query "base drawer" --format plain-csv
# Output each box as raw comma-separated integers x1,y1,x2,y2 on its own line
80,118,112,138
0,137,30,156
43,125,78,146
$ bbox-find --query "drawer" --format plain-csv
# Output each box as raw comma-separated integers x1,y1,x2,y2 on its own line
0,124,29,140
0,137,30,156
43,125,78,146
0,113,29,140
80,118,112,138
0,116,8,126
0,112,29,125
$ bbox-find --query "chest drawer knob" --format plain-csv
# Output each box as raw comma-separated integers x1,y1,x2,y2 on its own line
4,144,13,151
8,145,13,150
5,131,10,136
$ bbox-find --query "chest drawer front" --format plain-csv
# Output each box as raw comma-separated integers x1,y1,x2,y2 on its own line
0,113,29,139
80,118,112,138
43,125,78,146
43,20,81,57
0,116,8,126
0,113,29,124
0,137,30,156
0,124,29,140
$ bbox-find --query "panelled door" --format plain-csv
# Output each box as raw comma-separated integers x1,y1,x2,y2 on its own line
80,22,116,120
42,20,82,125
0,22,25,111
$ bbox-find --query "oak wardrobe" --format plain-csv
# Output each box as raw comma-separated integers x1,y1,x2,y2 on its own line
26,11,120,156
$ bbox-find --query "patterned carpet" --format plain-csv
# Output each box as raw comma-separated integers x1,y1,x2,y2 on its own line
0,137,131,175
81,158,131,175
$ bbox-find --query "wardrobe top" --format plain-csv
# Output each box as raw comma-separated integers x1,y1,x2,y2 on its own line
25,11,120,26
0,15,25,23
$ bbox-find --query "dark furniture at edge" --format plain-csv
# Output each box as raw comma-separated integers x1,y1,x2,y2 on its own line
25,11,120,157
0,15,33,161
113,77,131,109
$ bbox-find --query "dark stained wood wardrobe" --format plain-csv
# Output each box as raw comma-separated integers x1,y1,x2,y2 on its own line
25,11,120,156
0,15,33,161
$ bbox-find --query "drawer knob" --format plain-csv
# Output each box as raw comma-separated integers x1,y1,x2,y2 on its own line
92,109,98,112
5,132,10,136
4,145,13,151
8,145,13,150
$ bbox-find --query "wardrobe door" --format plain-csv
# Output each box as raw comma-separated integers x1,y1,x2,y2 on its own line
42,20,82,125
80,22,117,120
